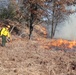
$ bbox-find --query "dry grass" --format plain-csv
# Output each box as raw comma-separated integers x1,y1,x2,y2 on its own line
0,37,76,75
0,23,76,75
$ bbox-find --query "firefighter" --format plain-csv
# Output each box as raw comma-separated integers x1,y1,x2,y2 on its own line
1,25,10,47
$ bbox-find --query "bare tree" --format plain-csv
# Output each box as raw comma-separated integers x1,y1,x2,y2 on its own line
6,0,76,39
44,0,76,38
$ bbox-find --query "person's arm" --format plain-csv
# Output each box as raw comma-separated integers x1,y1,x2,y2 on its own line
1,28,5,36
7,31,11,42
7,31,10,38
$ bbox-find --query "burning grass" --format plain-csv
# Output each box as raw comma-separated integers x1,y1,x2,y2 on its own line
35,38,76,51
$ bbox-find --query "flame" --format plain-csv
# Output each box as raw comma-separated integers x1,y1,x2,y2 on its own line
45,39,76,49
36,38,76,50
35,25,76,50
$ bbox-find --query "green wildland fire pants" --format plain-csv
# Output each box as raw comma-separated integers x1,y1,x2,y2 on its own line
2,35,6,47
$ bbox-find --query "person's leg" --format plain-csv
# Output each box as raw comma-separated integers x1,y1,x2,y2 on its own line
2,35,6,47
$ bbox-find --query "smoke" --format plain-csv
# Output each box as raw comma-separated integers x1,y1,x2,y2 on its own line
54,13,76,40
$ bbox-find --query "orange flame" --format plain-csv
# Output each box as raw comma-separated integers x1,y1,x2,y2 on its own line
46,39,76,49
35,25,76,50
36,38,76,50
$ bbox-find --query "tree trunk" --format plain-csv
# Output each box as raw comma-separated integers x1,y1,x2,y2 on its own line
51,0,55,39
29,13,34,39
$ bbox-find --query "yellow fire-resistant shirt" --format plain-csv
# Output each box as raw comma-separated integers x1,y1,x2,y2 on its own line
1,28,10,37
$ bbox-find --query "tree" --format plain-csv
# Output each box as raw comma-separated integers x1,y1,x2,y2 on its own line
43,0,76,38
20,0,45,39
6,0,76,39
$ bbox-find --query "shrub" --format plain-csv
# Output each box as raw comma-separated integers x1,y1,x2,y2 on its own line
0,7,16,20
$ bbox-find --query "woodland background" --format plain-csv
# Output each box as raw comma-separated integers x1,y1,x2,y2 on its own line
0,0,76,75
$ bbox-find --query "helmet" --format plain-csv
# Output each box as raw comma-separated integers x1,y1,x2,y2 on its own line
7,25,10,28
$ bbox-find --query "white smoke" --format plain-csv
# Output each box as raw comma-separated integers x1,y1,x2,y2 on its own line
55,13,76,40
